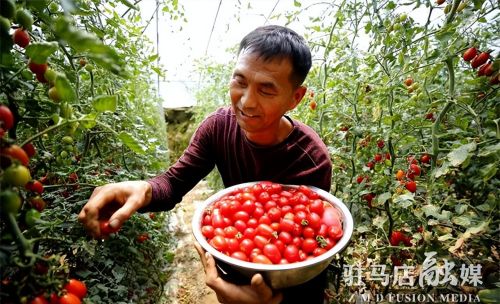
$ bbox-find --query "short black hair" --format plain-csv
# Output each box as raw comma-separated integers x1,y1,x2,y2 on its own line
238,25,312,88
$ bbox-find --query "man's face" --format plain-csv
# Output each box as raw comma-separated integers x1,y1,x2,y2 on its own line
229,51,306,141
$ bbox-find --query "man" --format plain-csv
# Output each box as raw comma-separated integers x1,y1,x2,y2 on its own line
79,25,332,304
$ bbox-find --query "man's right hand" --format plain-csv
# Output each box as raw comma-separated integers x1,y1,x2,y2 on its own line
78,180,152,238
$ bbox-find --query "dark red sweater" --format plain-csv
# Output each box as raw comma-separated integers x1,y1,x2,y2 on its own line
146,107,332,211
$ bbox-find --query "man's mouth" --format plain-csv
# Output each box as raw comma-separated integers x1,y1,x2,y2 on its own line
239,109,258,118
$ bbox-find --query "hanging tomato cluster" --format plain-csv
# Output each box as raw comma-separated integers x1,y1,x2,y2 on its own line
200,182,344,264
462,47,499,85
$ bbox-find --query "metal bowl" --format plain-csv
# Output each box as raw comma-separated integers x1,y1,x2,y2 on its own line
192,182,354,289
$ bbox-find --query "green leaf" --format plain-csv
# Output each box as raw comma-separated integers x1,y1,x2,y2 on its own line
25,42,58,64
377,192,391,204
294,0,302,7
118,0,138,10
92,95,117,113
478,288,500,304
422,204,451,221
79,113,96,129
447,142,477,167
356,225,370,233
118,132,146,154
372,215,387,229
434,161,451,178
480,163,498,182
55,74,76,102
452,215,471,227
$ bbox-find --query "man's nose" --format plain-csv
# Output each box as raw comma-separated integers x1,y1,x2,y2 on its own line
240,88,257,108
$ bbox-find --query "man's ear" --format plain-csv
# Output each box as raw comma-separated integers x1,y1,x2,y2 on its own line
289,86,307,110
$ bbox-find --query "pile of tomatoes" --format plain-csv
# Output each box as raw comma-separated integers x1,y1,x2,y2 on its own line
29,279,87,304
462,47,499,85
199,182,344,265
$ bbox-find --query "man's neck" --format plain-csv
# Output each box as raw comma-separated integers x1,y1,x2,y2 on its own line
244,117,293,146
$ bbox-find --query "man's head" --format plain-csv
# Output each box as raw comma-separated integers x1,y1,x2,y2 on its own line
238,25,312,88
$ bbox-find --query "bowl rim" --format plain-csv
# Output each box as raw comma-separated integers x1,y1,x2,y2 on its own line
192,181,354,271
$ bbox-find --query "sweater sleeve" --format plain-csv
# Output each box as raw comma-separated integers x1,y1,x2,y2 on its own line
142,115,217,212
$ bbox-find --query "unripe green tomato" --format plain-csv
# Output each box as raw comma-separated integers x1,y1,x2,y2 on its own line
0,190,21,214
457,2,466,12
48,86,61,102
21,69,33,80
84,64,94,72
25,208,40,227
62,135,74,144
15,9,34,31
44,69,57,83
49,2,59,12
51,113,60,124
444,4,451,14
393,23,402,31
0,0,16,19
4,164,31,186
0,16,10,34
60,150,68,158
64,144,74,152
399,13,407,22
60,102,73,119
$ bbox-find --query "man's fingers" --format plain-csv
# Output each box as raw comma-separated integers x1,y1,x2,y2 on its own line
250,274,272,299
194,242,208,271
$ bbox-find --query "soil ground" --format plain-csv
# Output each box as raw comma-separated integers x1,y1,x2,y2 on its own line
163,181,220,304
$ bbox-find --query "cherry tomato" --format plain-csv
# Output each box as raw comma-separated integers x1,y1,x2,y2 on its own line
28,59,48,75
283,245,300,263
4,164,31,186
252,254,273,264
253,235,269,249
396,170,405,180
301,238,318,254
26,180,44,194
309,101,317,110
99,220,120,235
405,180,417,193
223,226,238,238
471,52,489,69
404,77,413,86
263,243,281,264
1,144,29,166
0,191,21,215
306,212,321,229
231,251,248,261
239,238,255,255
59,293,81,304
0,105,14,130
136,233,149,243
226,238,240,253
64,279,87,299
13,28,30,48
30,296,49,304
25,208,41,227
210,235,227,252
409,164,421,176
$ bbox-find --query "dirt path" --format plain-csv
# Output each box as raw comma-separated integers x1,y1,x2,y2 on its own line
163,181,220,304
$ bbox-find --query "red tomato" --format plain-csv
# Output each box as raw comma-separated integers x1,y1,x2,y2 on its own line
258,214,272,225
2,144,30,166
252,254,273,264
26,180,44,194
281,205,292,214
279,218,295,232
210,235,227,252
256,223,275,238
293,204,307,213
201,225,215,239
59,293,81,304
28,59,48,75
306,212,321,229
254,235,269,249
283,245,300,263
267,207,281,222
263,243,281,264
294,210,308,225
316,224,328,237
278,231,292,244
136,233,149,243
231,251,248,261
309,199,324,215
366,161,374,170
420,154,430,164
246,218,258,228
239,238,255,255
374,153,383,162
462,47,477,62
226,238,240,253
291,223,303,237
312,247,327,257
30,296,49,304
252,207,264,219
396,170,405,180
213,227,225,237
233,220,247,232
211,212,225,228
13,28,30,48
471,52,489,69
241,200,256,215
403,77,413,86
99,220,120,235
64,279,87,299
264,200,277,211
223,226,238,238
302,227,316,239
301,238,318,254
328,224,343,241
309,101,317,111
243,227,256,239
0,105,14,130
405,180,417,193
409,164,421,176
377,139,385,148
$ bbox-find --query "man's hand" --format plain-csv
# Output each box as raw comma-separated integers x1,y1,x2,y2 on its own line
194,242,283,304
78,181,152,238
